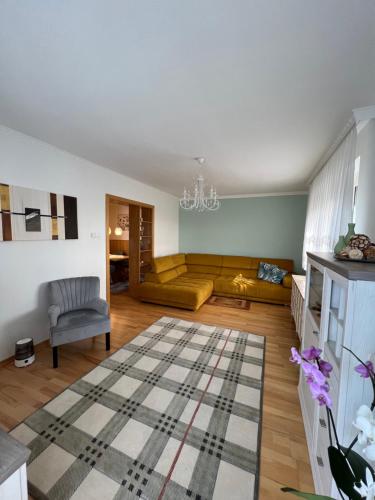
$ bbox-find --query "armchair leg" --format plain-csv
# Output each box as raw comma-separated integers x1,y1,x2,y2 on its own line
105,332,110,351
53,346,58,368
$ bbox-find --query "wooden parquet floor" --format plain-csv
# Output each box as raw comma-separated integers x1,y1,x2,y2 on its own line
0,293,314,499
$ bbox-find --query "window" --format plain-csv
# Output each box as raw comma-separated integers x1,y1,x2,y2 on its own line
353,156,360,223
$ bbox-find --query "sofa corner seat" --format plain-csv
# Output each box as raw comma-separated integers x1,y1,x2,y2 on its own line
137,253,293,311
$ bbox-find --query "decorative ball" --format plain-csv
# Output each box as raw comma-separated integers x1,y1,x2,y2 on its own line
364,244,375,261
349,234,371,251
348,248,364,260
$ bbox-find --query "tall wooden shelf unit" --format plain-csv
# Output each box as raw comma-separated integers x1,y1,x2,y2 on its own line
300,252,375,497
129,204,154,292
106,194,154,301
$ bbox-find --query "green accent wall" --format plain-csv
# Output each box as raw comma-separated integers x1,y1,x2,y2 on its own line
179,195,308,273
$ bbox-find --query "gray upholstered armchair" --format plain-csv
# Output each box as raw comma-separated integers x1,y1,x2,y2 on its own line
48,277,110,368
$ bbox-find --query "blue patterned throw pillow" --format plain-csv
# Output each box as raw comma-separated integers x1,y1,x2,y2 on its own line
257,262,288,284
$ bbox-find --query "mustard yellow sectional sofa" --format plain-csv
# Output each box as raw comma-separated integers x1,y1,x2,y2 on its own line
137,253,293,311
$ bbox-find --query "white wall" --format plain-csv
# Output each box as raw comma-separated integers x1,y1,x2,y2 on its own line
0,125,179,361
355,119,375,240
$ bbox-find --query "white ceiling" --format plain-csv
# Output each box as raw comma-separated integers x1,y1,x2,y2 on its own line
1,0,375,196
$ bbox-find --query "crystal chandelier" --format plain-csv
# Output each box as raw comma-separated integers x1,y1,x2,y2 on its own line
179,157,220,212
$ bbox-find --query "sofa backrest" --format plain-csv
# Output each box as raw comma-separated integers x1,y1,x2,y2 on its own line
147,254,187,283
220,255,256,278
152,253,186,273
147,253,294,283
186,253,293,277
185,253,223,275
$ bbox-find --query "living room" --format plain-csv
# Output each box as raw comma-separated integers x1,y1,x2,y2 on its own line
1,2,375,499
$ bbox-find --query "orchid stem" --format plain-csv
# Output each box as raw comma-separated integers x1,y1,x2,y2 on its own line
342,345,368,367
344,436,358,458
326,407,333,447
327,408,341,451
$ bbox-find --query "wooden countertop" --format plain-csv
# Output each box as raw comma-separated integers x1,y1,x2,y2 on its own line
0,428,30,484
307,252,375,281
109,254,129,262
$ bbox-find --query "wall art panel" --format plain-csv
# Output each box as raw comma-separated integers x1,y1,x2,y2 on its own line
0,182,78,241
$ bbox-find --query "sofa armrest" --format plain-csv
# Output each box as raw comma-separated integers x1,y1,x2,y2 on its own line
282,274,293,289
48,304,61,328
85,298,109,316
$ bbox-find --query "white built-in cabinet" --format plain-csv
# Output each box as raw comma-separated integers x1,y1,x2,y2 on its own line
0,465,28,500
299,252,375,498
0,430,29,500
291,274,306,340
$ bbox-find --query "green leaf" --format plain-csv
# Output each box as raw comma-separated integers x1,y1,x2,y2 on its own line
328,446,361,499
281,487,334,499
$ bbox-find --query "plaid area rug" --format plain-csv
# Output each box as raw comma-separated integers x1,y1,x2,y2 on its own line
10,317,265,500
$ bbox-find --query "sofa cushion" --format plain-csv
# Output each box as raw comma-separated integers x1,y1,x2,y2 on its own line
252,257,293,273
282,274,293,289
186,264,222,275
257,261,288,284
171,254,186,268
185,253,223,267
138,277,213,310
153,254,186,273
255,279,291,303
152,255,174,273
213,276,259,298
221,256,254,269
155,268,179,283
182,272,220,281
144,265,187,284
175,264,188,275
213,275,290,302
220,267,256,278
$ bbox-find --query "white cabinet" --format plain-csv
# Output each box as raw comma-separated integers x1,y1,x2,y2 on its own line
299,252,375,498
0,430,30,500
291,274,306,340
0,464,28,500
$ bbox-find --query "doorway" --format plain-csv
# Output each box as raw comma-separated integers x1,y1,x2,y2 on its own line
105,194,154,305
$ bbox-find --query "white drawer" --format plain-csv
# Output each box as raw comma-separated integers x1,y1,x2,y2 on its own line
299,374,318,449
315,405,333,495
303,310,321,350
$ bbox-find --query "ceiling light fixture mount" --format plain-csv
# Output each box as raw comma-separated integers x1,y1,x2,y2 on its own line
179,157,220,212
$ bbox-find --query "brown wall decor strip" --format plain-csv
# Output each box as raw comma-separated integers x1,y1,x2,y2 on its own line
0,184,12,241
63,195,78,239
50,193,58,240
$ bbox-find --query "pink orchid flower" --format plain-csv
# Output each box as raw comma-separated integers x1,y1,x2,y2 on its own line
302,346,322,361
302,362,326,386
290,347,302,364
309,382,332,408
